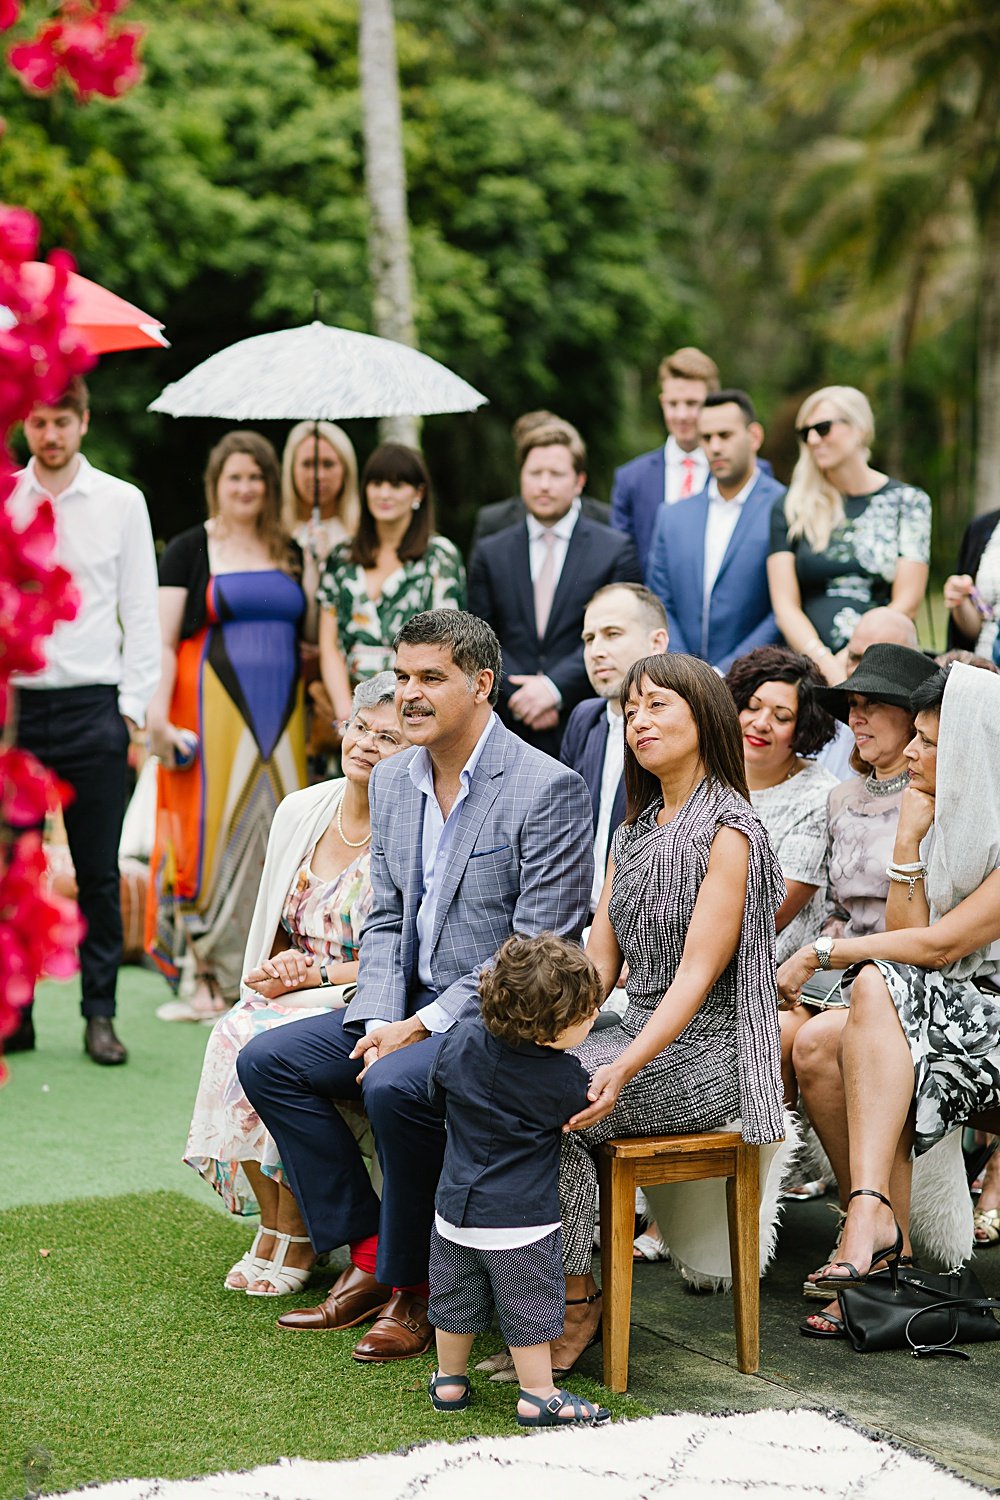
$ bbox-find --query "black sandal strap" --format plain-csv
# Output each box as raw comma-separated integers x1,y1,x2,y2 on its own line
847,1188,893,1211
564,1290,602,1305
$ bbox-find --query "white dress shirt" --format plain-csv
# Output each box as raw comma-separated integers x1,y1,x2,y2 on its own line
525,498,581,707
591,703,625,912
9,455,160,724
663,436,709,506
364,713,499,1037
702,469,757,614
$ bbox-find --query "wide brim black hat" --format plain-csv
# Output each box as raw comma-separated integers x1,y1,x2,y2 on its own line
815,642,938,725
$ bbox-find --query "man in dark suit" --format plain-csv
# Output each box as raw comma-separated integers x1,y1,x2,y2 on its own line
468,423,643,757
645,389,785,674
470,409,610,549
610,347,720,574
560,583,668,915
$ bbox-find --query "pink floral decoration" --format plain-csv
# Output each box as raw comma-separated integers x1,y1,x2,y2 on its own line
8,0,143,101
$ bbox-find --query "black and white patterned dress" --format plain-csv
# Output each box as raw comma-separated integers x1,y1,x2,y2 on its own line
559,779,786,1275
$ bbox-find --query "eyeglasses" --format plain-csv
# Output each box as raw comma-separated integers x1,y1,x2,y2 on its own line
338,718,403,753
795,418,848,443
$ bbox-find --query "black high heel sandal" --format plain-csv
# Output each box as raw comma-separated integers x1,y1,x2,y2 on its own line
551,1289,602,1376
813,1188,903,1294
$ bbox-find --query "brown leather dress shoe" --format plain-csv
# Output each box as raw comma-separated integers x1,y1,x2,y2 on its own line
84,1017,127,1065
276,1263,391,1331
351,1289,433,1362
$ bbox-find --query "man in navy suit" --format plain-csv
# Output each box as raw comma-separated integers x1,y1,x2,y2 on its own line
610,347,720,573
646,389,785,674
468,423,642,758
470,409,611,550
560,583,668,915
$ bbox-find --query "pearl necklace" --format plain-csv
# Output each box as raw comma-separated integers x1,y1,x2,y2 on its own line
336,796,371,848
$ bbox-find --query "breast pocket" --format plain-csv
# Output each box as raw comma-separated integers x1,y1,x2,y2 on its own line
462,842,520,909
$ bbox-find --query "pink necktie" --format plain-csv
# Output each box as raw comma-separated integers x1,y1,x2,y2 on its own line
680,456,697,498
534,530,557,639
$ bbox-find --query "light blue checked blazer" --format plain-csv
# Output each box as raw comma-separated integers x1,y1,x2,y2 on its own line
345,718,593,1029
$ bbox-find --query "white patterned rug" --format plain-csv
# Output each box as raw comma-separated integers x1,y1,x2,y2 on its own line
55,1409,990,1498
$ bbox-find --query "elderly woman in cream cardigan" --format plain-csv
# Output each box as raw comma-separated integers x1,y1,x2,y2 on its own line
183,672,409,1296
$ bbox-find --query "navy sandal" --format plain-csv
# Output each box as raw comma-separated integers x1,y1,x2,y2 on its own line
516,1388,611,1428
427,1371,471,1412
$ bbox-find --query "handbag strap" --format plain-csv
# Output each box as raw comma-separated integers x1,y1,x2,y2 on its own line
905,1296,1000,1359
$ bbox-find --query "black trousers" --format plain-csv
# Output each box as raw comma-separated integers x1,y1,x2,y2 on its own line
15,685,129,1018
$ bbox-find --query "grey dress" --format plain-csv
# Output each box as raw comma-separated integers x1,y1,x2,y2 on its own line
559,779,786,1274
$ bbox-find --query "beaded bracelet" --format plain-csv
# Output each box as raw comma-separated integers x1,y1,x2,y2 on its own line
885,864,926,899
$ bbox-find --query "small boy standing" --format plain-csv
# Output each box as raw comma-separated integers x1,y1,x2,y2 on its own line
426,932,610,1427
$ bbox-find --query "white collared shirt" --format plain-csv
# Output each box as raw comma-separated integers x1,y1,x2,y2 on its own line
591,703,624,912
702,468,758,612
9,455,160,724
409,712,498,1034
663,436,709,506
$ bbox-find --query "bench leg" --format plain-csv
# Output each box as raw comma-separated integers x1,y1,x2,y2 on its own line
726,1142,760,1375
599,1153,636,1392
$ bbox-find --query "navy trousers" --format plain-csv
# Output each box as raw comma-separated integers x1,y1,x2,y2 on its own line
237,1008,447,1288
15,684,129,1018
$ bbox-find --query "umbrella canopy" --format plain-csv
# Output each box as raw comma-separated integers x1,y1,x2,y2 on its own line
0,262,169,353
148,321,487,421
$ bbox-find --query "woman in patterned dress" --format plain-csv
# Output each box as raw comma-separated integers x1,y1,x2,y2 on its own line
183,674,410,1295
553,653,786,1372
767,386,931,685
317,443,465,722
778,663,1000,1335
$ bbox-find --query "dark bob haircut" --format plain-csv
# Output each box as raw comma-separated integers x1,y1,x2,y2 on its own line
348,442,434,568
394,610,502,706
620,653,749,823
724,646,837,757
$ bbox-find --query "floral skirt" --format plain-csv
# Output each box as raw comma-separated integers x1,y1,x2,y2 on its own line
856,961,1000,1156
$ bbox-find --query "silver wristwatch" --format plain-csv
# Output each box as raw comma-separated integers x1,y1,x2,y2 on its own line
813,936,834,971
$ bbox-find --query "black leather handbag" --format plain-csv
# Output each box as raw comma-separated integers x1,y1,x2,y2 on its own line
839,1265,1000,1358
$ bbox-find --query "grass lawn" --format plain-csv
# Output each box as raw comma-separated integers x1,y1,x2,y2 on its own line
2,973,646,1498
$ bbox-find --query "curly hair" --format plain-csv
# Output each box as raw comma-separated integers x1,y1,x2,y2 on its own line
724,646,837,757
479,933,602,1047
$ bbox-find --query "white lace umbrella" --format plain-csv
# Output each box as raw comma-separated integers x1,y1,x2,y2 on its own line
148,321,487,421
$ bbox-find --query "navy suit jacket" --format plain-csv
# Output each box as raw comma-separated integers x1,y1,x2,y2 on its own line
467,515,642,755
645,469,786,673
470,494,611,552
611,446,774,575
560,696,627,878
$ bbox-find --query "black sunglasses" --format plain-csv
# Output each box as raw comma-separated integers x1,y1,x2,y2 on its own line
795,418,847,443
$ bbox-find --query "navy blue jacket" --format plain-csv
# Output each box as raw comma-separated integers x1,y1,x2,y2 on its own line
428,1016,591,1229
560,696,627,881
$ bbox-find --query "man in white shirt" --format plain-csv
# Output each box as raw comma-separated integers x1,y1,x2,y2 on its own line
560,583,669,915
646,389,785,673
610,347,720,573
7,377,160,1065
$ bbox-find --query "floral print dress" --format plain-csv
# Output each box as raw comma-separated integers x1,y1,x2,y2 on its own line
316,535,466,685
184,840,373,1214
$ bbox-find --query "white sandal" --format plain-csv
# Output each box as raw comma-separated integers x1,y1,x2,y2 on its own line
245,1232,314,1296
224,1225,277,1291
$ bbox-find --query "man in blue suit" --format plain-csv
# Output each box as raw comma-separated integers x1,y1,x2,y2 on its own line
238,611,592,1362
645,389,785,674
610,346,720,573
560,583,668,915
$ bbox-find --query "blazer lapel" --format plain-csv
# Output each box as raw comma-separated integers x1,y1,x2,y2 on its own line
544,518,592,641
509,523,535,635
712,473,765,590
429,728,506,952
394,760,429,975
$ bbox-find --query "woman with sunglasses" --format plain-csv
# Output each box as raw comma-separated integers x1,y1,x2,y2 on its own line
767,387,930,686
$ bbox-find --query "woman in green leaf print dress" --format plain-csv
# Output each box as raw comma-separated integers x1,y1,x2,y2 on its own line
317,443,465,722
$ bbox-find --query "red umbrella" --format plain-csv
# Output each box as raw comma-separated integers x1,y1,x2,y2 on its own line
0,262,168,354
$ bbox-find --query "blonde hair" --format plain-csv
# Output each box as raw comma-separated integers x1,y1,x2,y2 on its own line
280,421,360,537
783,386,875,553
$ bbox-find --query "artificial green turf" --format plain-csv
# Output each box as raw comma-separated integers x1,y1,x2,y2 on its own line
3,975,647,1496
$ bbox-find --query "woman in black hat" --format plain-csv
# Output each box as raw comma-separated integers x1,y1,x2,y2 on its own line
780,662,1000,1339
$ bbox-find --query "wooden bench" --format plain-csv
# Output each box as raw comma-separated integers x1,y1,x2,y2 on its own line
597,1130,761,1392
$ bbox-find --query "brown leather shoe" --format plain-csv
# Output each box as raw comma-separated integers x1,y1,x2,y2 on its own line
275,1263,391,1332
351,1289,432,1362
84,1017,127,1065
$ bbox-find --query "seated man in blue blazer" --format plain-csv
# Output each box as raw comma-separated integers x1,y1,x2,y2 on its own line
560,582,668,916
645,389,785,675
468,423,642,758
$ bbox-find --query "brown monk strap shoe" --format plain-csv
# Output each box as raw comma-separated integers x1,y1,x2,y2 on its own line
351,1289,433,1362
275,1263,391,1331
84,1017,127,1066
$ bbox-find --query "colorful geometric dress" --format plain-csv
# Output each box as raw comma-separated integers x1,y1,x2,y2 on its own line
146,525,307,1001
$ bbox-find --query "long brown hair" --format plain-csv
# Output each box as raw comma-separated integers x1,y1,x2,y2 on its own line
348,442,435,568
621,653,750,823
204,430,292,568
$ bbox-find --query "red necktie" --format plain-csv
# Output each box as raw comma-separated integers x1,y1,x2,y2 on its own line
680,456,697,498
